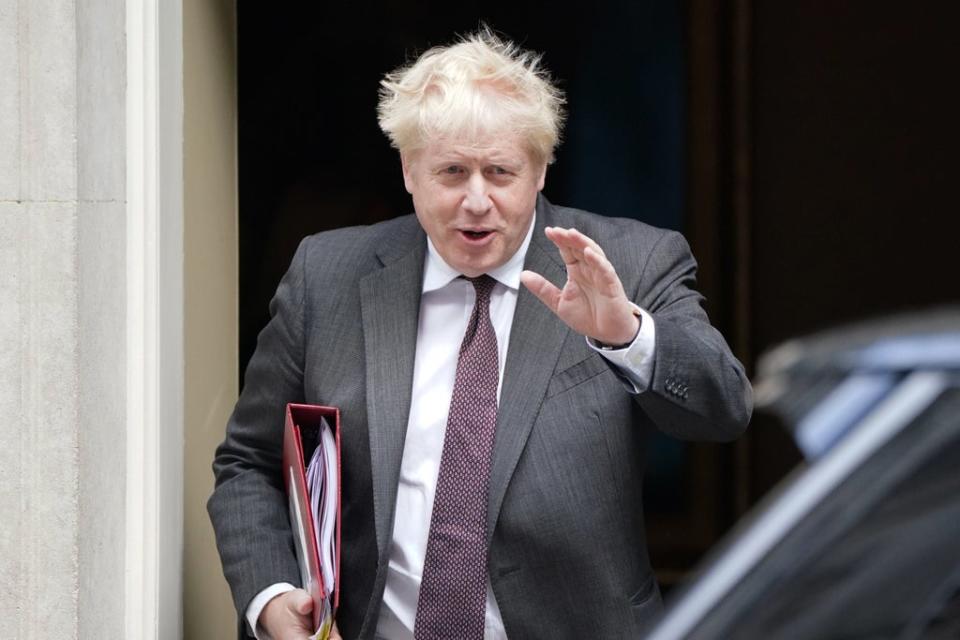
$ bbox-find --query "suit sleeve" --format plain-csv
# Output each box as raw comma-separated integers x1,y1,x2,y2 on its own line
633,230,753,441
207,238,309,623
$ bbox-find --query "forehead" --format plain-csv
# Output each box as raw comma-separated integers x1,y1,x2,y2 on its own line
419,132,533,164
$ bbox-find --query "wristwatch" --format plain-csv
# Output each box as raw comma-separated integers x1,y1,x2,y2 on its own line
595,303,644,350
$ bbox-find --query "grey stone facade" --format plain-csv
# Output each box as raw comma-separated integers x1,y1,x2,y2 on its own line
0,0,126,636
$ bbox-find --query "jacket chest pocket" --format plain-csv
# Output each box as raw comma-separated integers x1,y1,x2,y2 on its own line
546,353,611,398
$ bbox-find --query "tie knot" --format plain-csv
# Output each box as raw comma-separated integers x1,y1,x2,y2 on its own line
465,275,496,303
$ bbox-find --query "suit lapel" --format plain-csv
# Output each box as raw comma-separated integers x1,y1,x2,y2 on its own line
487,197,569,542
360,220,426,560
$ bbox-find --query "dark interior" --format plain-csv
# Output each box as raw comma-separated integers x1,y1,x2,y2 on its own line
237,1,960,584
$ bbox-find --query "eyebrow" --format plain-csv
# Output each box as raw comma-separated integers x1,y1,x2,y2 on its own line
430,155,525,170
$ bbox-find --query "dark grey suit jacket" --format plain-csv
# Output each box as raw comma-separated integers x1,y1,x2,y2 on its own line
209,194,752,639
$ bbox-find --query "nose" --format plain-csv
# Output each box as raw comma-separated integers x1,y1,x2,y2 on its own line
462,172,492,215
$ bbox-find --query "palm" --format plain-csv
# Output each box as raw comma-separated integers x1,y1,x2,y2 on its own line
521,227,639,346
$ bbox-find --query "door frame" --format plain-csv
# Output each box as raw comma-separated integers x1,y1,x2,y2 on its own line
125,0,184,636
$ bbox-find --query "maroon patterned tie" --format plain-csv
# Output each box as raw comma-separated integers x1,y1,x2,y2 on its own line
414,275,499,640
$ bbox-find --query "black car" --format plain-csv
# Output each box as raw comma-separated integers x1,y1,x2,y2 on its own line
648,309,960,640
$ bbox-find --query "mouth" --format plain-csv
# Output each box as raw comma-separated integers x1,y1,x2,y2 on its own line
459,229,495,243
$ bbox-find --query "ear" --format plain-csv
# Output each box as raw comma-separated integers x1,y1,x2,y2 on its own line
401,152,416,194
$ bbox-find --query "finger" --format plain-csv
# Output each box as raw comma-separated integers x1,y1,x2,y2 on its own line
564,228,607,259
544,227,580,266
582,246,625,293
520,270,563,313
329,622,344,640
291,589,314,616
545,227,608,272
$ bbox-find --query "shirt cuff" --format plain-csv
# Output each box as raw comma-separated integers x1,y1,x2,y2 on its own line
587,304,656,393
246,582,297,640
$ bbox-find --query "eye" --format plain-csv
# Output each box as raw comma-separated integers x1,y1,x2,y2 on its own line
442,165,462,175
489,166,511,176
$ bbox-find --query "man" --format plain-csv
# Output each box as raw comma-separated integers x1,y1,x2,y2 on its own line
210,29,751,640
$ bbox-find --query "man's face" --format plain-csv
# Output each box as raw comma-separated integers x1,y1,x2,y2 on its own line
402,133,546,277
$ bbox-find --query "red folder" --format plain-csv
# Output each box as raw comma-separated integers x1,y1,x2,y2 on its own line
282,403,341,634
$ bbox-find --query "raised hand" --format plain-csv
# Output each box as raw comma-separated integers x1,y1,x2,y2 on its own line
520,227,639,346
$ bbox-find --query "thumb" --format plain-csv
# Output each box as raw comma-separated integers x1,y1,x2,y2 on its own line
291,589,314,616
520,270,562,314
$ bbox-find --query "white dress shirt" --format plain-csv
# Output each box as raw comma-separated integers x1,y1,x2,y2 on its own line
248,212,657,639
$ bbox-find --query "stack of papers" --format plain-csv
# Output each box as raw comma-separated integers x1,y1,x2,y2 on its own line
305,418,339,634
284,403,341,640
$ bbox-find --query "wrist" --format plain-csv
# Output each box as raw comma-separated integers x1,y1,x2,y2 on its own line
595,304,642,349
247,583,297,640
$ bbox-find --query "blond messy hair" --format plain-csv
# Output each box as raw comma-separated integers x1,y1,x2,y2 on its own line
377,27,566,165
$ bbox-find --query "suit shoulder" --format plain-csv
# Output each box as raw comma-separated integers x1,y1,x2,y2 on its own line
296,214,420,273
548,204,681,254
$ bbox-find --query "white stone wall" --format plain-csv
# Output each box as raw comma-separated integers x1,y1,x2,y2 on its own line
0,0,126,637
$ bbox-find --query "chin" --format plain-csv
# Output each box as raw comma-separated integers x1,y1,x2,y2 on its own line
455,264,487,278
451,253,495,277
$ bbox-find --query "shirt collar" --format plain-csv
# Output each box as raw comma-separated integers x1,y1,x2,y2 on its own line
422,210,536,293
